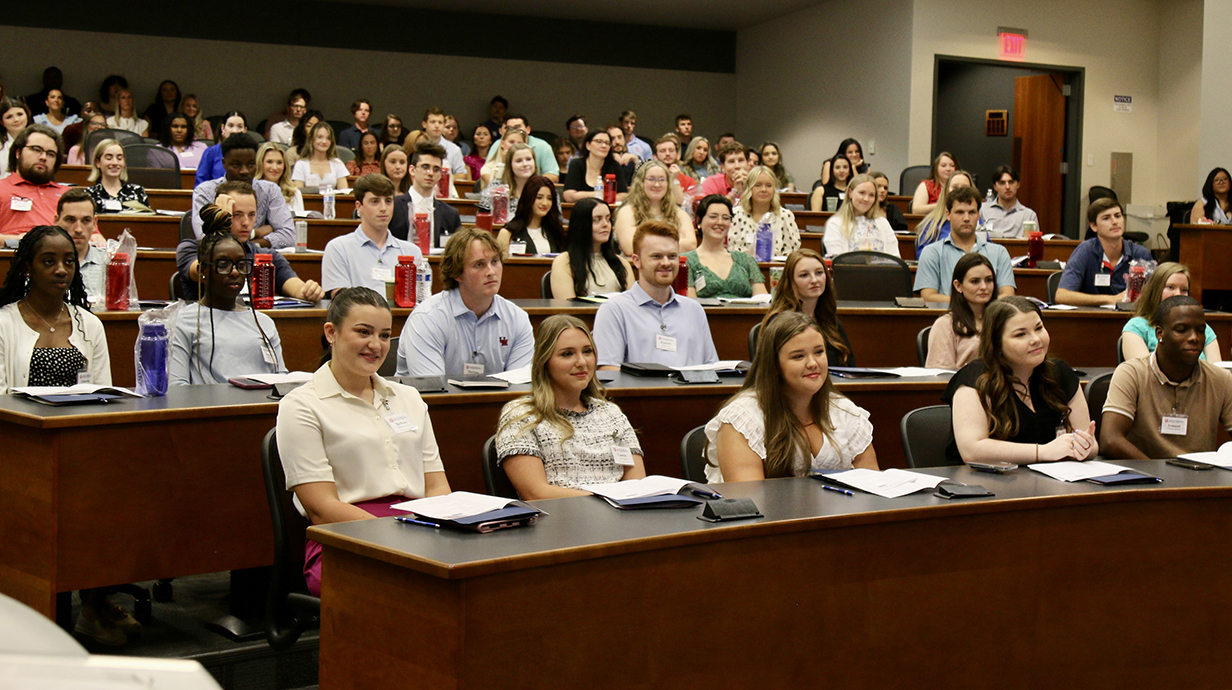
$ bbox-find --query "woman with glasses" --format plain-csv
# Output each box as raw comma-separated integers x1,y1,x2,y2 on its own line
613,160,695,255
685,195,767,299
562,129,628,203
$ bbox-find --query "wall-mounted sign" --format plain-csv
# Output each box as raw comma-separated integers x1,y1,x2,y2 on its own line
1114,95,1132,113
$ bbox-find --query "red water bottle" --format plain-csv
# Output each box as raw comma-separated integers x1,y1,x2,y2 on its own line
1126,264,1147,302
673,256,689,294
436,169,450,199
251,254,275,310
415,212,431,254
1027,230,1044,269
603,174,617,204
491,184,509,225
395,255,418,308
475,211,493,231
105,252,130,311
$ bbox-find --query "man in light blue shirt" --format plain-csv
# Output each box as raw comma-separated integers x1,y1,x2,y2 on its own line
914,186,1017,302
396,228,534,378
321,173,422,298
192,134,296,249
421,107,469,181
53,189,106,305
620,110,652,162
594,221,718,369
483,114,560,183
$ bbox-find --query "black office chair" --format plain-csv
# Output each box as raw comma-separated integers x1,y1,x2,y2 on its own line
679,425,709,483
900,405,957,468
379,337,399,377
168,273,185,300
85,128,144,161
916,326,931,367
260,429,320,652
123,143,181,190
205,115,227,139
1085,372,1115,442
1046,271,1063,303
830,251,913,301
540,271,553,299
899,165,930,197
747,321,762,360
178,211,195,241
1115,334,1126,364
481,436,520,500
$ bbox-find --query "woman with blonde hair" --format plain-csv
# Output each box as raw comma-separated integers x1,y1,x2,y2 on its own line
822,173,896,256
180,94,212,141
613,160,695,255
705,310,877,483
763,248,854,366
257,142,304,216
86,139,148,213
914,169,975,258
911,151,958,214
292,121,349,190
1120,262,1221,361
494,314,646,499
728,165,800,258
683,136,720,182
479,128,528,188
499,141,538,215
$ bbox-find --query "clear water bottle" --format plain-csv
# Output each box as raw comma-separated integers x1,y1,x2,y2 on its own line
416,256,432,305
593,177,604,198
136,322,169,396
322,184,336,220
986,188,995,204
755,221,773,262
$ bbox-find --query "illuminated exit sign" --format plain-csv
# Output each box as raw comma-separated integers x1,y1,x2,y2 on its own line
998,27,1028,61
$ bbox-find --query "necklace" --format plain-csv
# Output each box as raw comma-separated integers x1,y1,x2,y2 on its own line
22,300,66,333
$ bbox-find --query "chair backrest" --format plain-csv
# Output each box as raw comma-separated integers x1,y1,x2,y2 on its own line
830,251,913,301
747,321,762,360
85,128,144,162
1115,333,1126,364
379,338,398,377
1084,186,1119,239
336,146,355,164
260,428,317,650
326,120,351,137
899,165,931,196
1085,371,1115,441
122,143,180,170
169,272,185,300
127,168,182,190
900,405,957,468
540,271,552,299
249,131,266,145
916,326,931,367
679,425,709,482
482,435,520,499
1046,271,1063,303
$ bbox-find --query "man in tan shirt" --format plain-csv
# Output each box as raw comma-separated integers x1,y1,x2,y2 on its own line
1102,296,1232,458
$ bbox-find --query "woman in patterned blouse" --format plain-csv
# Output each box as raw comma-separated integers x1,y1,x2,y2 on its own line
495,314,646,499
345,130,382,177
86,140,148,213
728,165,801,259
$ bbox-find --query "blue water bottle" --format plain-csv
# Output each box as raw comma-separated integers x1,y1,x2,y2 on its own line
137,322,169,396
755,221,773,263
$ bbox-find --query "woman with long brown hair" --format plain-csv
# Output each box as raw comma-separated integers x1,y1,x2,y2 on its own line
762,249,854,366
942,296,1097,465
705,310,877,483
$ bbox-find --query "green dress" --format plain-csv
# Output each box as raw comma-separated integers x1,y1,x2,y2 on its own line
685,250,764,299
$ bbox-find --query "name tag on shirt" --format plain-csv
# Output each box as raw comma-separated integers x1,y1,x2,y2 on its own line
10,197,32,212
103,199,123,212
1094,273,1112,287
464,361,485,376
76,370,91,385
1160,414,1188,436
694,274,706,292
509,241,527,255
612,445,634,467
372,266,394,283
261,343,277,365
385,413,417,434
655,334,677,352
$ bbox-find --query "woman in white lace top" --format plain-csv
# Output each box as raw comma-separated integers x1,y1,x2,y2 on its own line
495,314,646,499
704,310,878,483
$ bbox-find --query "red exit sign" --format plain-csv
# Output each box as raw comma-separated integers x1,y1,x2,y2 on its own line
998,27,1027,61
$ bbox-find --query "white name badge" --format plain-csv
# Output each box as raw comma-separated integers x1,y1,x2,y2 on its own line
612,445,635,467
509,241,527,255
76,370,92,386
372,266,394,282
384,413,417,434
464,361,485,376
694,274,706,292
655,334,678,352
10,197,32,212
103,199,123,212
1094,273,1112,287
1160,414,1188,436
261,343,277,365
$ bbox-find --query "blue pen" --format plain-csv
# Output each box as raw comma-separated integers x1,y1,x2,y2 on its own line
395,516,441,529
821,484,854,496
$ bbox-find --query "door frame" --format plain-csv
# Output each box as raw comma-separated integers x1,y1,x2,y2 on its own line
932,55,1085,238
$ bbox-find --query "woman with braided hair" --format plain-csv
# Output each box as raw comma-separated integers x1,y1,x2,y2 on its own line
0,225,110,393
168,203,287,385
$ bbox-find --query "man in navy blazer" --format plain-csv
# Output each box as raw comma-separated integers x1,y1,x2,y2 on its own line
389,141,462,248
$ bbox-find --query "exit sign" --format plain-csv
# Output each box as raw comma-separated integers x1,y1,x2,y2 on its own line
998,27,1028,61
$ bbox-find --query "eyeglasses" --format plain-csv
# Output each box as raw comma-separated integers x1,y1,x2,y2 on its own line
203,258,253,275
25,145,58,160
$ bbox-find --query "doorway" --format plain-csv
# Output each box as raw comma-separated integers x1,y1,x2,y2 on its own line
932,56,1085,238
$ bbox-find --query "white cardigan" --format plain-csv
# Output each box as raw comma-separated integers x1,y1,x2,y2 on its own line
0,302,112,393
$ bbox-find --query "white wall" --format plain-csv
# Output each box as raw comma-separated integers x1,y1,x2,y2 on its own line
735,0,914,191
1199,0,1232,182
0,25,737,144
1156,0,1204,201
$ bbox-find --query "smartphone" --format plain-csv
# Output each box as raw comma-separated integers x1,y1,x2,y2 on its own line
968,461,1016,473
1166,458,1213,471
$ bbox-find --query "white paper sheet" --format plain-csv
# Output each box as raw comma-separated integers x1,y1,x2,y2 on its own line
873,367,954,377
720,294,772,305
674,360,745,372
490,366,532,385
1027,460,1130,482
242,371,313,385
581,475,691,500
1179,442,1232,467
1047,304,1080,310
823,468,945,498
11,384,141,397
390,491,515,520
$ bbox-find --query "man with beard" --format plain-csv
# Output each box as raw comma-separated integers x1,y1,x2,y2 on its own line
0,124,66,236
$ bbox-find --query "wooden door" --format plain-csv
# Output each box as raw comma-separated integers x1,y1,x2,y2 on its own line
1012,74,1066,235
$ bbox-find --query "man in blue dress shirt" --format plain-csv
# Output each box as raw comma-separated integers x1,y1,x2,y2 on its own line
914,186,1017,302
396,228,534,378
321,173,422,298
1055,198,1153,306
593,221,719,369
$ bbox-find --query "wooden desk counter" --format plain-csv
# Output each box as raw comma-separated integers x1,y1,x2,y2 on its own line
311,464,1232,689
59,166,196,189
1174,223,1232,301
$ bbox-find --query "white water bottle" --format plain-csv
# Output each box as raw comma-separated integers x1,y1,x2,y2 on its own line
322,185,336,220
416,257,432,304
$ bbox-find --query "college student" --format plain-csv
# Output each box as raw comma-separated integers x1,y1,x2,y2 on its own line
683,136,720,183
914,186,1016,302
1054,198,1153,306
104,89,148,137
685,195,767,300
464,124,492,181
562,129,627,203
322,173,423,298
181,94,212,142
495,314,646,499
871,172,908,231
498,175,567,256
1190,167,1232,224
822,174,896,256
1121,263,1221,361
726,165,801,258
53,189,107,304
549,198,633,299
66,111,106,166
942,296,1097,465
981,165,1038,238
194,111,247,186
269,89,310,145
498,142,538,213
389,141,462,247
169,203,288,385
618,110,652,161
819,139,868,186
396,228,534,378
809,155,851,212
420,107,470,181
85,139,149,213
759,141,795,191
705,310,877,483
481,114,559,182
345,131,382,177
292,122,350,190
914,170,975,258
0,124,67,236
257,143,304,216
592,221,718,369
160,112,208,169
1102,295,1232,459
192,133,296,249
926,253,997,370
337,99,373,151
911,151,958,214
377,113,406,148
380,144,411,195
763,249,854,366
0,99,32,177
699,141,748,199
277,286,452,597
33,89,79,134
613,160,695,255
